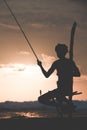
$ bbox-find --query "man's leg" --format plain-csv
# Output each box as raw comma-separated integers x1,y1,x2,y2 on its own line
38,89,57,106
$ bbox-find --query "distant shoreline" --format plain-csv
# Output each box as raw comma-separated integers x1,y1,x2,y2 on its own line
0,100,87,110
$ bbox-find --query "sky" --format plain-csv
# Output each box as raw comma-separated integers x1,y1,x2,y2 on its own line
0,0,87,102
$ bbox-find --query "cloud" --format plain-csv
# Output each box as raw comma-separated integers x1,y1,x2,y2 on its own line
0,23,19,30
17,51,30,55
41,53,56,68
0,0,73,28
41,53,55,62
1,0,87,31
31,23,48,29
0,63,26,72
80,75,87,81
71,0,87,4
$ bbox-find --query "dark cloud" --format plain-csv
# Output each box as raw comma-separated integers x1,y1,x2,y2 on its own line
0,0,71,26
71,0,87,4
1,0,87,30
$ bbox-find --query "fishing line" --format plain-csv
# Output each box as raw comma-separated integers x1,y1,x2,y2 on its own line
4,0,39,60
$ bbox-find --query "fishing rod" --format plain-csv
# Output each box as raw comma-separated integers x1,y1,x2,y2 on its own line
4,0,39,60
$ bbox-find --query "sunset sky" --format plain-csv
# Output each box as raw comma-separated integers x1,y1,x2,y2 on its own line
0,0,87,102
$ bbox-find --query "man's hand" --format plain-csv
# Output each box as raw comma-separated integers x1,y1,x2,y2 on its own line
37,60,42,67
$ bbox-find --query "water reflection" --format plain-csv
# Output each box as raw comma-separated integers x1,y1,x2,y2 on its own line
0,111,57,119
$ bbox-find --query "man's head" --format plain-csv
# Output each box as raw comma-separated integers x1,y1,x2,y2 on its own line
55,44,68,58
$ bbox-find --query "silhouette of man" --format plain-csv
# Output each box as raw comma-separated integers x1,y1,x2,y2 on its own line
37,43,80,106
